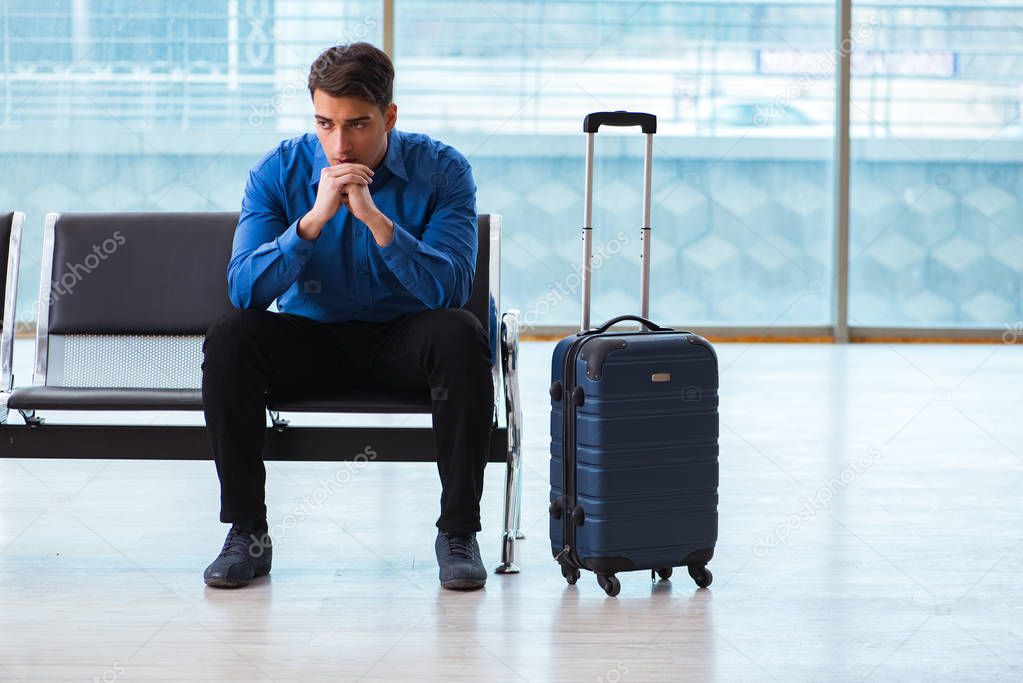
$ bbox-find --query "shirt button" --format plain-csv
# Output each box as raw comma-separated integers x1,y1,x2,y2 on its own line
358,268,367,274
355,230,362,237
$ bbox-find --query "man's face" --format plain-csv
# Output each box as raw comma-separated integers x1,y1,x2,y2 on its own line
312,90,397,170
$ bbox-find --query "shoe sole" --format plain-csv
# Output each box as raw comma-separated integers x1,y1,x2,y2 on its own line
440,578,486,590
204,566,271,589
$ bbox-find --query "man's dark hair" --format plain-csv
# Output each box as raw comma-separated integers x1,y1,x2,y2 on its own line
308,42,394,111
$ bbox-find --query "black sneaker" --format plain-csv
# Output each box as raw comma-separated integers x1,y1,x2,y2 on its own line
203,525,272,588
435,531,487,590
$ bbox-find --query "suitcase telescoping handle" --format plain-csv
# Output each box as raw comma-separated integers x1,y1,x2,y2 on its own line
580,111,657,333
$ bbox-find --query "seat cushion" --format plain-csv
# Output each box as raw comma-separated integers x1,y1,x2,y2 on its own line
7,386,434,414
8,386,203,411
268,388,432,413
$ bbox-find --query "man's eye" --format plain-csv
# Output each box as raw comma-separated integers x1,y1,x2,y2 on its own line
352,123,365,129
318,121,332,129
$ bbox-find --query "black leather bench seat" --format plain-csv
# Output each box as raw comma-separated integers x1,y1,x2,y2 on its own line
7,385,433,414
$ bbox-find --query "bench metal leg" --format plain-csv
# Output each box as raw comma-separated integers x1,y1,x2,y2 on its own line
268,409,289,432
495,310,522,574
512,386,524,541
19,409,44,426
515,481,525,540
491,324,524,541
0,372,13,425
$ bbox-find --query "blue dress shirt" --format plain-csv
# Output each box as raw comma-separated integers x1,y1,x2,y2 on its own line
228,129,478,323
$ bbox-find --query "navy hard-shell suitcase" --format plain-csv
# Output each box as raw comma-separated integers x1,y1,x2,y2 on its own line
549,112,719,596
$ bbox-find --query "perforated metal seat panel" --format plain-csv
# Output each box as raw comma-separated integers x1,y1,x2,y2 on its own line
49,334,204,389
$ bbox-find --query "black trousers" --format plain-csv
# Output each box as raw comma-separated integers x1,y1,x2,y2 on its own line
201,307,494,535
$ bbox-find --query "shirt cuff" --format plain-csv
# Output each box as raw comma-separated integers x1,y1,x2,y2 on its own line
378,220,417,271
277,218,316,257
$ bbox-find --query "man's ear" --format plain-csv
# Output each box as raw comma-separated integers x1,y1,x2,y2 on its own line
384,102,398,131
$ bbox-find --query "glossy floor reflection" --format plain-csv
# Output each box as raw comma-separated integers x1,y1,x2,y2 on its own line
0,340,1020,681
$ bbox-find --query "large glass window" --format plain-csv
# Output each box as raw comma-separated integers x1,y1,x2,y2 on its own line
395,0,836,328
849,0,1023,327
8,1,1014,333
0,0,382,326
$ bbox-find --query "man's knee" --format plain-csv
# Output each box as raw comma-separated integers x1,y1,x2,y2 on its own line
418,309,489,362
203,308,275,359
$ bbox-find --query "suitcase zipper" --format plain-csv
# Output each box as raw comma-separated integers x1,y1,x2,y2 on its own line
562,358,577,567
554,545,570,563
562,334,591,569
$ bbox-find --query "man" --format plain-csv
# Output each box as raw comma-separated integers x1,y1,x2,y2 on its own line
201,42,493,591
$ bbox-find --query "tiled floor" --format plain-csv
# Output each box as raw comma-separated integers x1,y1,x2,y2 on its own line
0,339,1021,681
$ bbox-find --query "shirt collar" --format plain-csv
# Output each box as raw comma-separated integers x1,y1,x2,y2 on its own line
308,128,408,186
382,129,408,181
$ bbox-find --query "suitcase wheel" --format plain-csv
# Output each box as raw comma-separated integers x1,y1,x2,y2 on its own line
561,564,580,585
597,573,621,597
688,565,713,588
653,567,672,581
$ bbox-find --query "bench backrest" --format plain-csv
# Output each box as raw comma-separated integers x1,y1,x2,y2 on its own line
31,212,497,388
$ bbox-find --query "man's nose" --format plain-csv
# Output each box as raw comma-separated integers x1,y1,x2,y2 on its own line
333,131,352,156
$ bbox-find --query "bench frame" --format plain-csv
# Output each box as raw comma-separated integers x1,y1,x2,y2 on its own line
0,211,525,574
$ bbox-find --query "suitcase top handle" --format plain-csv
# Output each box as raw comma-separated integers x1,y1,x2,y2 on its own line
583,315,672,335
583,111,657,135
